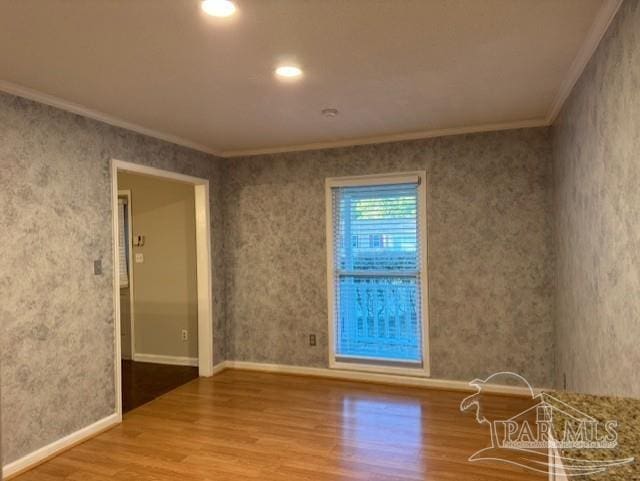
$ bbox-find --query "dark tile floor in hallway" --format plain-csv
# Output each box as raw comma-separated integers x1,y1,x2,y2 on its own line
121,359,199,413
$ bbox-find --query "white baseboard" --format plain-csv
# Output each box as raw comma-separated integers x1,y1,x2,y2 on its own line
133,353,198,367
211,360,227,375
2,413,121,479
221,361,544,397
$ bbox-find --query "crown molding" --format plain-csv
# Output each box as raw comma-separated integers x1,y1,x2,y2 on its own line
0,80,221,157
545,0,623,123
0,79,547,158
1,0,620,160
224,0,622,158
220,118,549,157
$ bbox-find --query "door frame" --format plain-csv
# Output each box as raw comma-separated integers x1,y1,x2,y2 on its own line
117,189,136,360
110,159,215,417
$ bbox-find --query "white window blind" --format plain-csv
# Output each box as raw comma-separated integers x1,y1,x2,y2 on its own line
329,178,426,367
118,198,129,288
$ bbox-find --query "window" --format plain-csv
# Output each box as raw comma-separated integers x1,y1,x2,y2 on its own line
326,172,429,376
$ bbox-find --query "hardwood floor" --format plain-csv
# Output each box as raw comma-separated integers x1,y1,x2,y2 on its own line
14,370,546,480
121,360,199,413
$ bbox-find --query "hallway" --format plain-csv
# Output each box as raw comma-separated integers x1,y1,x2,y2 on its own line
121,360,199,413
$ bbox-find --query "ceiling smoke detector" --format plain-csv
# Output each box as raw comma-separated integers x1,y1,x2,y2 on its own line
321,108,339,118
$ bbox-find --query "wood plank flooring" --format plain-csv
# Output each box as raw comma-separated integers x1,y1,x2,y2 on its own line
121,360,199,413
13,370,546,480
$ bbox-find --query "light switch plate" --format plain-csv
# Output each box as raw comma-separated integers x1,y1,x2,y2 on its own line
135,253,144,264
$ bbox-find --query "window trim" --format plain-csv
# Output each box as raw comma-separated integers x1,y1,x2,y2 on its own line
325,171,430,377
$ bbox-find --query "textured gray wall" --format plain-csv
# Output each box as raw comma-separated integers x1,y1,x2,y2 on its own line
223,128,556,387
3,1,640,466
552,0,640,398
0,92,225,464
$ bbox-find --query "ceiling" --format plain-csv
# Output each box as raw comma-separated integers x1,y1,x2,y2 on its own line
0,0,621,157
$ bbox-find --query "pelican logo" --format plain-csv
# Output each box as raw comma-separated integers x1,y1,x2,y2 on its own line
460,372,634,477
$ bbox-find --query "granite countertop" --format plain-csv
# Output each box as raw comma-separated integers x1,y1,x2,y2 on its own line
547,390,640,480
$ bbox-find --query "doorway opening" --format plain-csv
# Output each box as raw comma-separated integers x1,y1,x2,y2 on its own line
111,160,214,417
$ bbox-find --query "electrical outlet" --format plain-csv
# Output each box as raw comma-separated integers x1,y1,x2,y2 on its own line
309,334,316,346
181,329,188,341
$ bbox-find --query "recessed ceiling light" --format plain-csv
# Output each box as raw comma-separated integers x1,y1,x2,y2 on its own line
275,65,303,79
201,0,236,17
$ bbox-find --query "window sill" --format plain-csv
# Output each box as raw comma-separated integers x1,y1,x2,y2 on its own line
330,359,430,378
